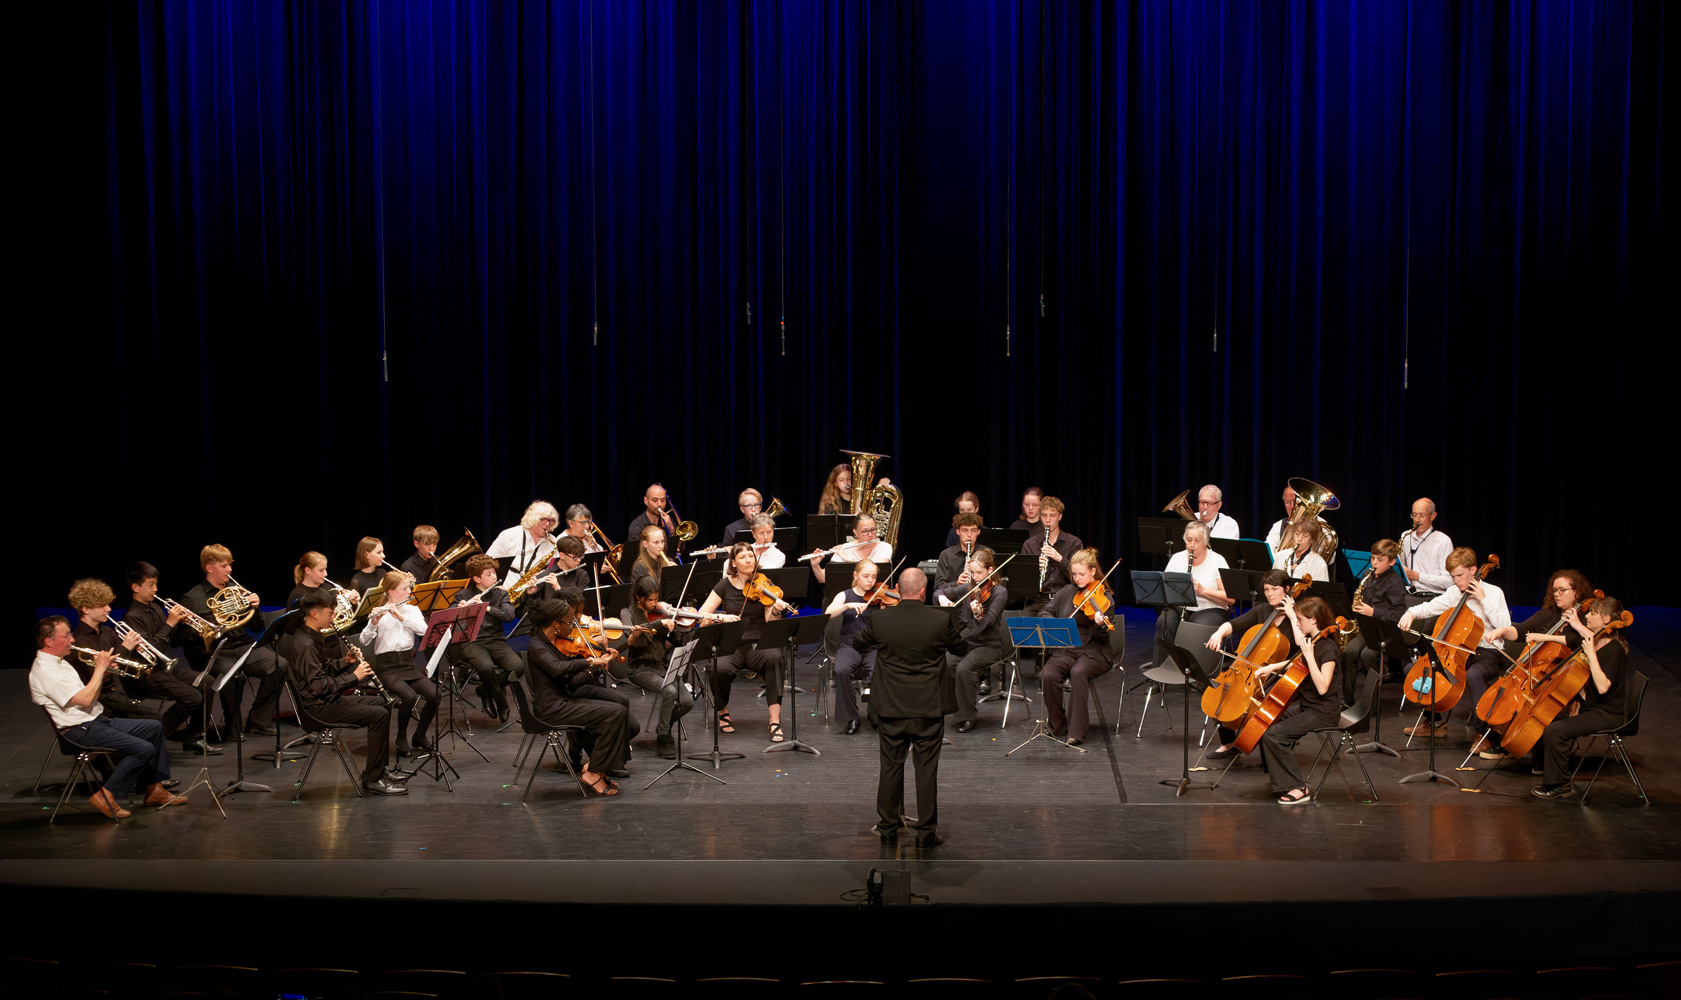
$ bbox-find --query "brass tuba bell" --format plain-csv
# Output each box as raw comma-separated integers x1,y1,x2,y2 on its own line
1162,489,1197,520
1281,478,1341,562
429,528,483,582
841,449,903,550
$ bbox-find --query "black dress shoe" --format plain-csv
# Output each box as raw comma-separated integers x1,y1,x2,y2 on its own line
656,735,677,759
955,719,977,733
161,779,181,790
845,720,861,735
180,739,224,755
606,767,631,779
914,832,943,847
363,778,409,795
873,825,900,844
385,768,414,782
246,722,277,737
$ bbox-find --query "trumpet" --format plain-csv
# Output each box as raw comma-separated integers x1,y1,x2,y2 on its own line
156,596,225,650
71,645,152,679
110,620,169,668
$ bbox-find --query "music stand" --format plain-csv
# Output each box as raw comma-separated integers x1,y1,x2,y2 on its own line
182,635,236,814
212,617,296,801
978,527,1030,555
412,580,466,613
806,514,849,553
1219,569,1269,612
1210,538,1272,572
685,620,748,770
761,568,810,606
1343,549,1372,579
415,602,489,776
1131,571,1197,613
1137,517,1187,562
757,613,826,756
1159,642,1220,796
661,563,721,607
1349,612,1406,758
643,631,725,789
1004,617,1083,755
1398,640,1462,787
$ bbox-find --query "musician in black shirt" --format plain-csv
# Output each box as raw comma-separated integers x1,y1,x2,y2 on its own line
1041,550,1118,746
1204,571,1295,759
715,488,764,553
612,577,694,758
1340,539,1411,697
1533,596,1630,799
525,593,631,796
180,544,283,740
68,578,169,728
288,551,331,606
697,543,790,741
1007,487,1044,532
450,554,521,721
123,563,216,750
935,547,1010,732
349,537,387,595
399,525,441,583
1020,496,1081,616
1260,595,1342,804
942,492,981,549
935,514,983,592
624,483,681,574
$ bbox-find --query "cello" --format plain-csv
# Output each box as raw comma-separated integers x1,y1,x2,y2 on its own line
1234,617,1346,754
1402,555,1499,714
1499,608,1633,759
1201,576,1312,725
1476,589,1601,730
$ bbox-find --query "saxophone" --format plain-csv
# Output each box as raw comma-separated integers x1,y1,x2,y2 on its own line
1339,567,1373,647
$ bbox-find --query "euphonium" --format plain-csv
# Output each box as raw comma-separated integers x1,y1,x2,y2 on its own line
841,449,903,550
1162,489,1197,520
208,577,257,629
429,528,483,582
71,646,152,679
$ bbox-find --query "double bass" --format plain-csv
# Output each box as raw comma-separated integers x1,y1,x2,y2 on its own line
1402,555,1499,713
1499,609,1633,759
1201,576,1312,725
1476,589,1600,729
1233,617,1346,754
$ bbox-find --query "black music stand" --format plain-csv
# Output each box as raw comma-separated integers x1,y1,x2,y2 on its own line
415,602,490,778
1398,640,1462,787
806,515,849,553
1128,570,1199,718
1160,642,1220,797
978,527,1030,555
643,631,725,789
212,619,292,802
1218,568,1269,613
761,568,810,607
1210,538,1271,572
685,620,748,770
1349,612,1405,758
758,613,826,756
661,562,721,606
182,634,236,813
1137,517,1187,562
1004,617,1083,756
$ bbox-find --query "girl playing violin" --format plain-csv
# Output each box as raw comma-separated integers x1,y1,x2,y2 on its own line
359,571,437,758
825,561,883,736
1042,548,1119,746
697,543,791,742
1204,569,1294,759
614,576,695,759
524,594,633,797
935,546,1010,733
1531,595,1630,799
1261,594,1341,804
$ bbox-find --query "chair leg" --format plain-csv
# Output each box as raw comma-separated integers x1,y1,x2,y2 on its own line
1305,734,1337,799
512,733,535,776
32,740,57,794
1349,734,1379,801
329,732,365,794
291,737,326,803
50,755,86,824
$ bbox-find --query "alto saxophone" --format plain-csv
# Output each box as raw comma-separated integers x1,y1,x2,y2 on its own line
1339,567,1373,647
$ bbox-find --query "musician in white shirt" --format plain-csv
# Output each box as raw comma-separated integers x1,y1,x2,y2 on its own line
1273,519,1330,583
809,515,892,585
486,501,561,589
359,572,436,757
1264,483,1327,556
749,514,786,569
1152,520,1233,671
1397,547,1512,739
1400,497,1454,595
1196,485,1241,540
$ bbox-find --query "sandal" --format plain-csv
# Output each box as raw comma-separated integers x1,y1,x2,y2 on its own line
716,712,736,734
1277,786,1311,805
582,773,620,797
768,722,785,743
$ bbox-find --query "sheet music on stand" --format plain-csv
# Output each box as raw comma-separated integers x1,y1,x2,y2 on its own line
1129,571,1197,612
421,602,488,679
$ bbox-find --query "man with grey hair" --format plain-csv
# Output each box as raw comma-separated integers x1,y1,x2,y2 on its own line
1196,485,1241,539
851,567,967,848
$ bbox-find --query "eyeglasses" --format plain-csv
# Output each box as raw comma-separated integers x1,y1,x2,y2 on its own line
1552,586,1575,594
741,503,762,511
1198,499,1220,507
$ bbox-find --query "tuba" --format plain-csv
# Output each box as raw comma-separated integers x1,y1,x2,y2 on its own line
1162,489,1197,520
841,450,903,550
429,529,483,582
1280,478,1341,562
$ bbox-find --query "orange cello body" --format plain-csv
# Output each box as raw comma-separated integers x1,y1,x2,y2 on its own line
1500,611,1632,759
1403,556,1499,714
1233,618,1345,754
1201,577,1311,725
1476,590,1600,729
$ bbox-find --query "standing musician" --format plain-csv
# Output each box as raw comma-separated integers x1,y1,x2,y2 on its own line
524,593,631,797
1195,485,1242,540
936,546,1010,732
1042,549,1120,746
1397,547,1511,741
359,571,436,758
1531,595,1630,800
1258,594,1342,805
277,590,407,795
614,576,696,759
697,542,791,742
1400,498,1453,596
936,513,984,591
123,562,217,753
1154,519,1233,674
629,525,677,585
32,617,186,818
943,491,982,548
180,544,283,741
450,554,521,722
400,525,441,582
69,578,204,751
289,551,332,606
349,537,387,594
486,501,562,589
1340,539,1410,693
1264,483,1325,555
717,489,765,552
1204,570,1294,759
808,514,893,585
748,514,786,568
851,568,967,847
625,484,680,570
1008,487,1044,532
562,504,606,554
825,560,884,736
1021,497,1082,616
1272,518,1329,582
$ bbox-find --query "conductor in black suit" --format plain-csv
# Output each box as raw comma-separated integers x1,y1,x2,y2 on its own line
851,567,967,845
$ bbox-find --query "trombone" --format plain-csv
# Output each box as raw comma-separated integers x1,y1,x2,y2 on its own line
587,521,625,585
659,484,699,562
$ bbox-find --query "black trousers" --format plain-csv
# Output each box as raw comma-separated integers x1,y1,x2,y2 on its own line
1541,707,1621,786
1155,607,1227,672
457,639,522,707
208,644,283,733
304,697,392,784
127,658,205,738
622,666,694,735
1043,647,1111,742
710,643,783,710
572,680,642,744
876,714,944,836
1258,703,1339,794
951,644,1006,723
373,652,439,745
539,697,632,775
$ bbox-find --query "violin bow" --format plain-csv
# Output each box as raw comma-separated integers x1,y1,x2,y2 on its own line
952,553,1019,606
1072,558,1125,616
863,557,910,605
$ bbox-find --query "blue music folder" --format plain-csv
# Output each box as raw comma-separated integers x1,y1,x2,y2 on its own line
1343,548,1372,578
1006,617,1079,650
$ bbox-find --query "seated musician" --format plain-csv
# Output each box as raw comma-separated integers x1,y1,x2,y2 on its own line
289,551,331,606
1021,497,1082,616
359,571,435,759
1153,519,1232,676
629,524,677,585
1042,548,1119,746
70,578,207,753
1397,547,1511,742
31,617,186,818
936,513,984,591
1531,595,1630,799
748,514,786,568
614,576,695,759
450,554,521,722
825,560,883,736
1008,487,1044,532
1272,518,1328,582
624,484,680,573
1481,569,1590,762
936,546,1010,730
698,543,791,741
818,464,851,515
521,535,592,606
716,489,765,554
400,525,440,582
1400,497,1454,596
123,562,218,754
552,587,639,776
524,593,631,796
277,590,407,795
181,544,283,741
1195,485,1241,540
1258,594,1342,805
809,514,893,585
349,537,387,594
1340,539,1410,693
1264,483,1327,555
943,491,981,548
486,501,562,588
563,503,606,554
1204,570,1293,759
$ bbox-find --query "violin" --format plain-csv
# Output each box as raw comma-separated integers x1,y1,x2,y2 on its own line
1402,555,1499,712
654,602,732,629
1477,589,1601,729
554,621,624,664
1069,558,1124,632
1233,617,1346,754
1202,576,1312,725
1499,608,1632,759
743,573,791,610
865,585,902,608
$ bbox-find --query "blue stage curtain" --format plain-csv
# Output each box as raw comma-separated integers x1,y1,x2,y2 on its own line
51,1,1667,610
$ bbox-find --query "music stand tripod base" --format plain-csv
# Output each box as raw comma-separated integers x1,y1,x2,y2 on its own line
205,634,266,803
1003,618,1086,756
646,638,728,788
684,621,747,771
1350,618,1402,757
759,613,824,757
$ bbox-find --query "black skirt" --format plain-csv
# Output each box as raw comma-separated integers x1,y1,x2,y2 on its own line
373,649,423,684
